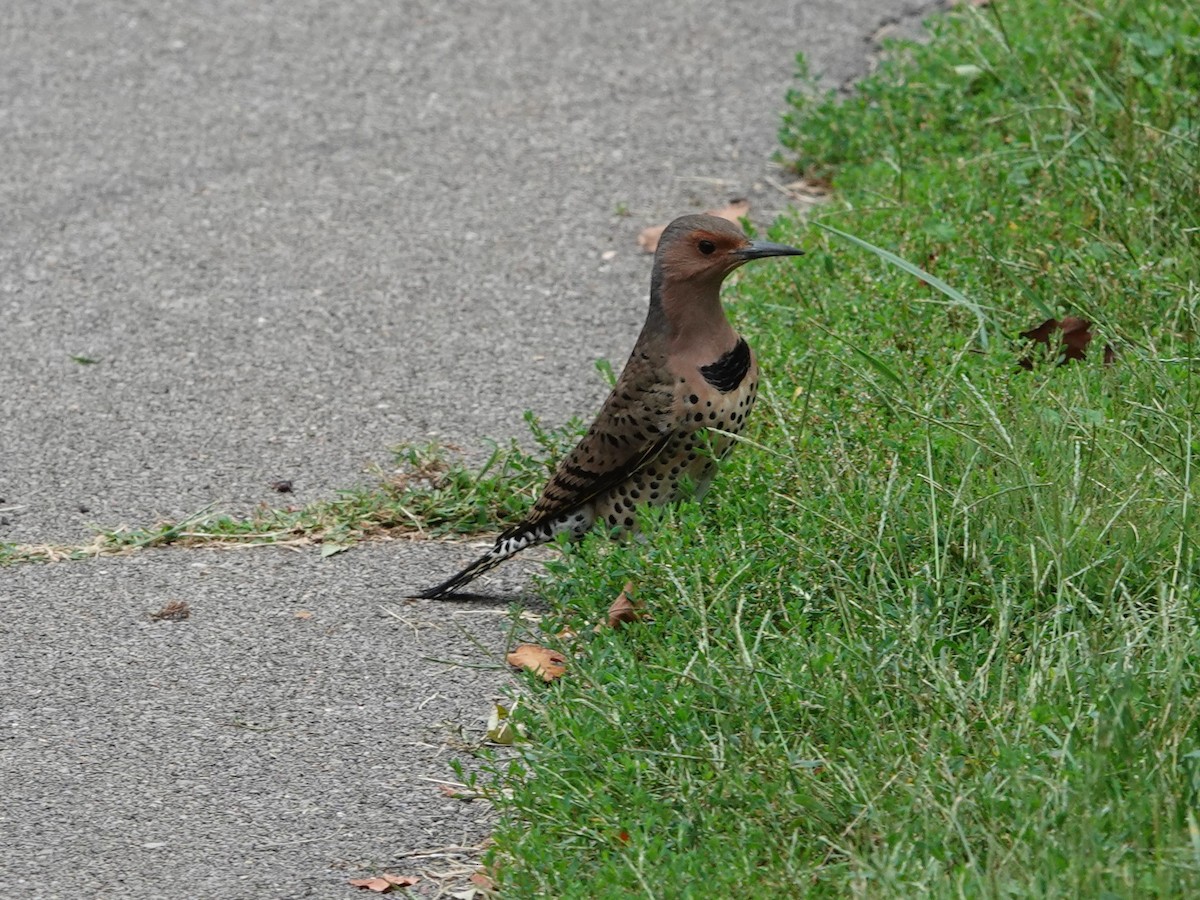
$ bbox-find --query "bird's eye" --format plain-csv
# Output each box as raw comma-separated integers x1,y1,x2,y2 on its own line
698,239,716,255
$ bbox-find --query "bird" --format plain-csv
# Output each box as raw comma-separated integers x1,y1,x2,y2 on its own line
416,213,803,599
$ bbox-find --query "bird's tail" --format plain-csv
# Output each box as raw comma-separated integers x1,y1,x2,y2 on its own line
414,547,508,600
414,524,547,600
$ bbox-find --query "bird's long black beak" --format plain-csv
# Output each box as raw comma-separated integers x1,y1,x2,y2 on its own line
735,239,805,260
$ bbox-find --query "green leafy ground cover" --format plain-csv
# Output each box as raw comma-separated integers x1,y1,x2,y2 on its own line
483,1,1200,895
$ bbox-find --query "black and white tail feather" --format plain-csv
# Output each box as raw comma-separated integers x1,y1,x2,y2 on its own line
415,523,553,599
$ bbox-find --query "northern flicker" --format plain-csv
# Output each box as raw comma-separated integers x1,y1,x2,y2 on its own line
416,214,803,599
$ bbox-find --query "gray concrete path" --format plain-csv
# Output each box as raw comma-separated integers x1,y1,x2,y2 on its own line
2,1,937,896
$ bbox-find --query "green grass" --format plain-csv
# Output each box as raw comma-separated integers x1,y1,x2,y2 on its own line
475,1,1200,895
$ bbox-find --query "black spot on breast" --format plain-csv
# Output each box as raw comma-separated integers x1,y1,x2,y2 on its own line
700,338,751,393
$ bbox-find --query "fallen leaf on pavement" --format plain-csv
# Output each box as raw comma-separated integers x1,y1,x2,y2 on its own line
637,223,666,253
469,871,495,890
438,782,484,801
636,224,664,253
637,199,751,253
349,873,420,892
149,600,190,622
294,610,314,620
506,644,567,682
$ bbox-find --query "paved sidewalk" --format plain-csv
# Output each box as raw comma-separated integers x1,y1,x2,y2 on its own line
1,1,938,895
1,544,527,897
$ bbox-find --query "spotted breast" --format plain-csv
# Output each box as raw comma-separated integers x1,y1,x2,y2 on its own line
590,337,758,532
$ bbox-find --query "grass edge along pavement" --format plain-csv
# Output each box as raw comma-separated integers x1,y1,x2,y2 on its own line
0,415,584,566
473,1,1200,896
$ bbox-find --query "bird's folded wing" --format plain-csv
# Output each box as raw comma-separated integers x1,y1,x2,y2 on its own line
507,402,675,535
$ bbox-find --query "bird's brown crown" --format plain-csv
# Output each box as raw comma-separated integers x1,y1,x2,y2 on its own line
654,214,755,283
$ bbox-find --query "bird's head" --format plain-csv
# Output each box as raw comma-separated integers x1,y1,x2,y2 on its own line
653,214,804,288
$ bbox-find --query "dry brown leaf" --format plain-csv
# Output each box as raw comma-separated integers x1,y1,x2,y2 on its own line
294,610,314,620
636,223,667,253
438,783,483,801
349,873,420,892
637,199,751,253
606,582,642,629
469,871,496,890
349,878,390,893
506,644,567,682
1059,316,1093,363
1018,317,1098,369
1020,317,1059,348
150,600,190,622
